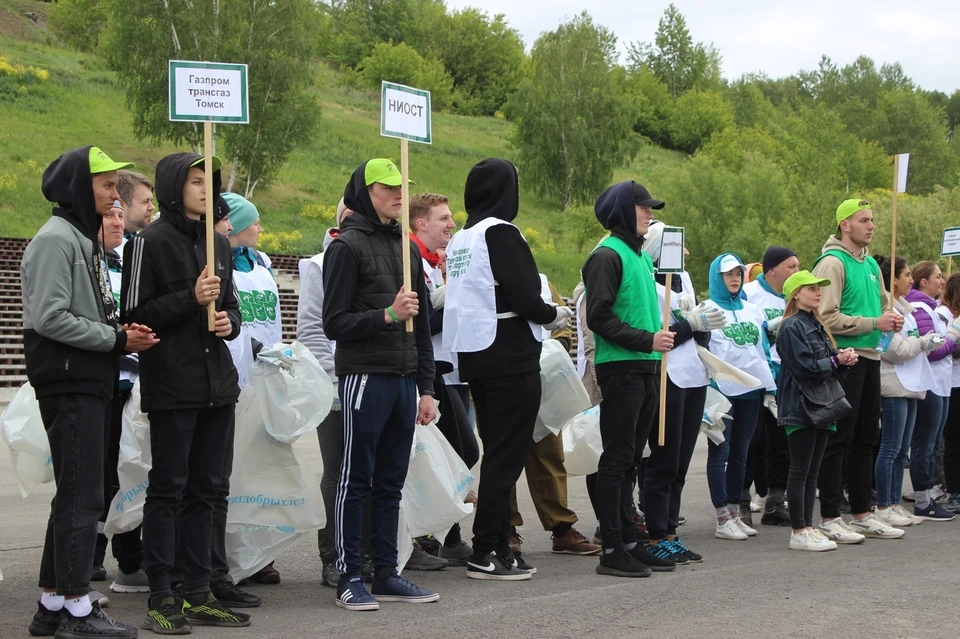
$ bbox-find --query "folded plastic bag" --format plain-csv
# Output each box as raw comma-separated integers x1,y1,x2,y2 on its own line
1,382,53,498
105,382,151,536
696,345,762,389
561,406,603,475
538,339,592,438
700,386,731,445
250,341,334,444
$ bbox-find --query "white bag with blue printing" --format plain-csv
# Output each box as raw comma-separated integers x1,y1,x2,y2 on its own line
536,338,592,442
104,382,151,536
0,382,53,498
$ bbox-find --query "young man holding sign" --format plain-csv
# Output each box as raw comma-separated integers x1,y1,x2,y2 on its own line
581,181,675,578
322,159,438,611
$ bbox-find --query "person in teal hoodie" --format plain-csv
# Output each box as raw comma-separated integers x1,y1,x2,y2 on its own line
702,253,777,541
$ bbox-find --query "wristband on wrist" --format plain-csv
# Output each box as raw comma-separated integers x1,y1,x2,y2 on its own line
872,317,877,330
830,355,839,369
387,306,399,323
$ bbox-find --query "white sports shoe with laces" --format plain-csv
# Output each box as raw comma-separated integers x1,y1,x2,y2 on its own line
847,514,905,539
715,519,748,540
818,517,865,544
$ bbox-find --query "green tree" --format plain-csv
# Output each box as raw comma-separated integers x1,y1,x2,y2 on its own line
565,205,604,253
624,67,674,147
668,90,733,153
947,90,960,137
102,0,321,197
506,12,638,209
48,0,107,52
360,41,454,109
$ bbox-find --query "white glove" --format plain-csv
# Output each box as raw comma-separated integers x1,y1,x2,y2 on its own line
430,285,446,310
331,381,341,411
677,294,696,313
765,316,783,340
919,332,943,353
763,393,778,418
545,305,574,331
948,318,960,342
682,302,727,332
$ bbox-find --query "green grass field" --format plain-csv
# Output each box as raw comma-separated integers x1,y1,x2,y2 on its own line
0,2,686,293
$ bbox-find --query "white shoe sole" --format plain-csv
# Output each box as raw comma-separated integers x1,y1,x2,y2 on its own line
715,531,748,540
917,514,956,522
373,593,440,603
109,582,150,593
335,600,380,611
789,542,837,552
465,570,531,581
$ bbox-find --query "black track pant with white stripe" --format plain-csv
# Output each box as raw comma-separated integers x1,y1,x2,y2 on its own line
335,373,417,579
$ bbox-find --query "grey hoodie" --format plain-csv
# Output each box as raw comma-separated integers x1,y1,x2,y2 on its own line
296,228,339,381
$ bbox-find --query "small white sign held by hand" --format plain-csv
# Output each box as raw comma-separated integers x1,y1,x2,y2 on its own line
896,153,910,194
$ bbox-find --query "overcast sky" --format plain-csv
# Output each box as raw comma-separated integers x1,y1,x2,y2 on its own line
444,0,960,94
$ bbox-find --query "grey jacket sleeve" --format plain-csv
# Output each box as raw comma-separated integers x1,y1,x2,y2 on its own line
296,259,337,382
22,234,120,353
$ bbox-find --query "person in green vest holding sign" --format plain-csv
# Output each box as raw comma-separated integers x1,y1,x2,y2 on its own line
811,198,904,544
582,181,676,578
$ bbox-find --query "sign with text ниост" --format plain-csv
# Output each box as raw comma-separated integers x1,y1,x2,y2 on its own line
169,60,249,123
380,81,432,144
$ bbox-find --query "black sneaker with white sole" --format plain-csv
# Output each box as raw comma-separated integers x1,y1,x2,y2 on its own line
507,552,537,575
466,553,531,581
596,549,651,578
57,602,139,638
28,603,61,637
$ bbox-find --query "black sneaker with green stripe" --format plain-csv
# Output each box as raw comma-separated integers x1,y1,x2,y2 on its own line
182,593,251,627
142,596,191,635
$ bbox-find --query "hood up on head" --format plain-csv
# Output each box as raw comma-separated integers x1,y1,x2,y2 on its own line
41,145,101,241
594,181,639,238
340,161,399,234
463,159,519,226
709,252,747,311
154,152,222,235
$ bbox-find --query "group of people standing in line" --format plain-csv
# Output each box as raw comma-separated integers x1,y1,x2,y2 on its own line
19,145,960,639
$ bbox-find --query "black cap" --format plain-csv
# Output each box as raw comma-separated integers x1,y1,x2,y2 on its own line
632,183,664,210
762,246,797,273
214,195,231,223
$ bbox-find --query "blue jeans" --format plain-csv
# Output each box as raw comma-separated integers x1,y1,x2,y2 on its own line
910,393,949,492
707,396,762,509
876,397,917,508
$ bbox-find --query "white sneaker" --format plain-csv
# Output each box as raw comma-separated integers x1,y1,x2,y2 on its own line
715,519,748,540
847,514,905,539
750,493,765,513
894,504,923,525
874,507,913,527
818,518,866,544
902,490,916,502
790,529,837,552
733,517,758,537
788,530,809,551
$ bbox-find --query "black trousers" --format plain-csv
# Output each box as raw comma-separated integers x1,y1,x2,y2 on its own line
435,380,480,469
596,372,659,550
644,382,706,540
469,373,540,556
818,359,881,518
142,405,233,600
944,387,960,493
94,390,143,575
743,409,769,499
37,393,109,597
787,428,831,529
209,412,237,583
743,407,790,501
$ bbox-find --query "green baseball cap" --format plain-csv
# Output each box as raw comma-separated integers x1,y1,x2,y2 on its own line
364,158,414,187
836,198,870,226
88,147,134,174
783,270,831,302
190,155,222,172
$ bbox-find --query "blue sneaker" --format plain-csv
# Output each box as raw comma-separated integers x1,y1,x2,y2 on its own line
371,573,439,604
644,541,685,564
671,538,703,563
914,502,956,522
336,576,379,611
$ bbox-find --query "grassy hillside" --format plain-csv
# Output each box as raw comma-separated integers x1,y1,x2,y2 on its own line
0,2,686,293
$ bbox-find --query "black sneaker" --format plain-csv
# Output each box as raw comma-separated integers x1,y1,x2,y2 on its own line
360,555,375,583
28,602,61,637
143,595,191,635
91,565,107,582
57,601,138,638
592,527,602,545
211,579,261,608
504,551,537,575
438,541,472,567
182,593,251,627
405,542,448,571
649,540,689,565
677,515,687,526
739,501,754,527
629,544,676,572
672,537,703,563
466,553,531,581
761,502,792,526
596,549,651,578
415,536,441,557
321,559,341,589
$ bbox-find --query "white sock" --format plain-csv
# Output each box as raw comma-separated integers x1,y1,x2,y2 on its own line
40,592,64,612
64,595,92,618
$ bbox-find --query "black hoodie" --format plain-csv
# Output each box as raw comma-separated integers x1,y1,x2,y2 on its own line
321,161,435,393
120,152,241,412
456,159,556,381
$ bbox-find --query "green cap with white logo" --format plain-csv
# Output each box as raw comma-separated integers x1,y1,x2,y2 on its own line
88,147,134,174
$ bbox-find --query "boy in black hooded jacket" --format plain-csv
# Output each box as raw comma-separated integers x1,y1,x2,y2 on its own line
121,152,249,633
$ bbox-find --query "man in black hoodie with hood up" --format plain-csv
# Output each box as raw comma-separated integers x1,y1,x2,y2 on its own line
121,152,249,633
321,158,438,611
442,158,573,581
22,146,158,638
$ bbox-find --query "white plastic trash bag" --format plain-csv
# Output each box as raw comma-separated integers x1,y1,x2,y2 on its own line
700,386,731,445
562,406,603,475
105,382,151,536
226,526,303,584
538,339,591,439
250,341,334,444
402,423,474,539
1,382,53,498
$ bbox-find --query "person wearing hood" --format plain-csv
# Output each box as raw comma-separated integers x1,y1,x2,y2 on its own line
297,198,369,590
903,261,959,522
581,181,676,578
810,199,904,543
442,158,571,581
741,246,799,527
640,220,724,567
23,146,159,639
121,152,250,633
322,159,438,610
702,252,776,541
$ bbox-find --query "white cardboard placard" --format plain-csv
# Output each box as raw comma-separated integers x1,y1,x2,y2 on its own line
381,81,432,144
657,227,685,274
169,60,249,123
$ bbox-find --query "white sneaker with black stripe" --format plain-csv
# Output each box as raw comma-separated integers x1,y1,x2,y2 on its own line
466,553,531,581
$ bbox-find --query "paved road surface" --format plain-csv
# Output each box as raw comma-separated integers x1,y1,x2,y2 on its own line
2,434,957,638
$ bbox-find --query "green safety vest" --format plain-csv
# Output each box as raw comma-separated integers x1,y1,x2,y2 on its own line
813,249,882,350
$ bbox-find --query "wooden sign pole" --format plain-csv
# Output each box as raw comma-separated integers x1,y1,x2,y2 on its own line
204,121,216,331
889,154,900,311
658,274,672,446
948,256,953,276
400,139,413,332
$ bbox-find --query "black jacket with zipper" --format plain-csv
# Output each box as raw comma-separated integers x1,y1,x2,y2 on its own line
120,152,241,412
321,161,435,394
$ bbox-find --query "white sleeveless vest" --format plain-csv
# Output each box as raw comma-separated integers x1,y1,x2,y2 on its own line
657,272,709,389
703,299,776,396
742,279,785,364
912,299,951,397
229,252,282,390
421,256,453,366
936,306,960,388
893,309,936,394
